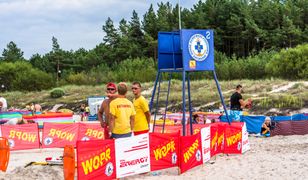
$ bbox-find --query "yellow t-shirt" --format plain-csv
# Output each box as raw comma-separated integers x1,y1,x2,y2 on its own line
133,96,149,132
110,98,136,134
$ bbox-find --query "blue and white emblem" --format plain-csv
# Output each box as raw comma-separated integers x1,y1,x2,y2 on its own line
44,137,53,146
8,139,15,148
195,149,201,161
188,34,209,61
171,152,177,164
105,162,114,176
81,136,90,141
237,142,242,151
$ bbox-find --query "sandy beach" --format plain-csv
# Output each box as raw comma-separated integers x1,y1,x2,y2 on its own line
134,134,308,180
1,134,308,180
0,148,64,180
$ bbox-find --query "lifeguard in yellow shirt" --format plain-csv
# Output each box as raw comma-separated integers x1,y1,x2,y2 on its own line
131,82,151,135
109,83,135,139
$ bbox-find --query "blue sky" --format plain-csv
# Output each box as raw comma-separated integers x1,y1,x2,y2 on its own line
0,0,199,59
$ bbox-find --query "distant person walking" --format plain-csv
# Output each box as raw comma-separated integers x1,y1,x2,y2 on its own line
98,82,118,138
80,104,86,121
109,82,135,139
132,82,151,135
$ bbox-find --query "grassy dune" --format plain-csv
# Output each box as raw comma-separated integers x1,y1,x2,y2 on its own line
3,79,308,114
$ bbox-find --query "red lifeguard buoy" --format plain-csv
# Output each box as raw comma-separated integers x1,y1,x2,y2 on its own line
63,145,75,180
0,137,10,172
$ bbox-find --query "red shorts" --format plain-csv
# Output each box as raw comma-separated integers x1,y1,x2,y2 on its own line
104,127,110,139
133,130,149,136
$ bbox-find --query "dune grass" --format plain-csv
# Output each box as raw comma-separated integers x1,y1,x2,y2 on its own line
2,79,307,113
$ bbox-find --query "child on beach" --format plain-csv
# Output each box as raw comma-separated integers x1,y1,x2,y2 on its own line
261,117,272,137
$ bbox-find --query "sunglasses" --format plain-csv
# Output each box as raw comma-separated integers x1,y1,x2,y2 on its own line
107,88,115,91
132,87,139,90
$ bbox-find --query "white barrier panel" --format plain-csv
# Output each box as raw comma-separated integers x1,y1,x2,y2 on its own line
115,133,151,178
241,123,250,153
201,126,211,163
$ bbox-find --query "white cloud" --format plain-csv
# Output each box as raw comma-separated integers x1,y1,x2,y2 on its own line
0,0,198,58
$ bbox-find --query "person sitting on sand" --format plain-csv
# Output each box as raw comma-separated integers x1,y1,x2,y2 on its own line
5,118,35,125
192,114,199,124
261,117,272,137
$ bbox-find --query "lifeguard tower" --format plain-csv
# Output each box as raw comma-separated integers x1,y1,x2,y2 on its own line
150,29,230,135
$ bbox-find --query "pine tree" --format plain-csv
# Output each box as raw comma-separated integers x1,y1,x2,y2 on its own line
128,10,145,58
119,19,129,37
102,17,119,47
156,2,172,31
142,4,158,39
1,41,25,62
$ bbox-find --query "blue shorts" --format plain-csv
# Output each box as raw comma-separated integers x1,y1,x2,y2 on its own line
111,132,132,139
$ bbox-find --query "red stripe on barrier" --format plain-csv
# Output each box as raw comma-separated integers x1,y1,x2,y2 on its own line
23,113,73,119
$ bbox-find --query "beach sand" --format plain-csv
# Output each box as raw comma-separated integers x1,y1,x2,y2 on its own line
1,135,308,180
133,134,308,180
0,148,64,180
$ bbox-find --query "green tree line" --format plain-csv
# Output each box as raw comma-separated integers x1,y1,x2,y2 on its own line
0,43,306,91
0,0,307,91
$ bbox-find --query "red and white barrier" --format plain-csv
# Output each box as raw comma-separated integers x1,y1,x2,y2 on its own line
0,122,250,177
241,122,250,153
210,123,225,156
224,123,243,154
0,122,107,150
115,133,151,178
78,123,106,141
76,122,249,178
42,123,79,148
1,123,39,150
200,126,211,163
77,139,116,180
179,133,203,173
150,132,180,171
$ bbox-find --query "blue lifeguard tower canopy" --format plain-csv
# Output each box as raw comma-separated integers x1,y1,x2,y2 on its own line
158,29,214,71
151,29,230,136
